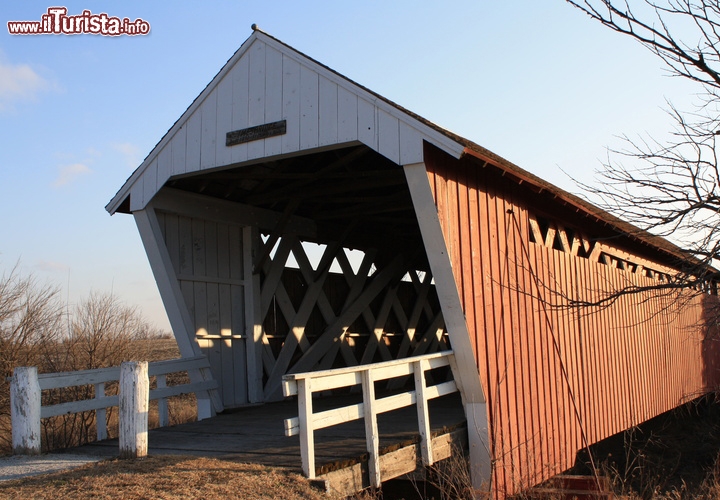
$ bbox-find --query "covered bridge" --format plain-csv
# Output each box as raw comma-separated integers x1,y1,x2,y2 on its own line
107,27,720,497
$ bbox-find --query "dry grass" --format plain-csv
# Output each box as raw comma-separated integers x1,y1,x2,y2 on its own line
418,447,478,500
572,394,720,500
0,455,334,500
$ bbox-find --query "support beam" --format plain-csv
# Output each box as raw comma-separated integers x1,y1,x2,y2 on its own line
134,207,223,414
289,254,405,374
414,360,433,465
403,161,491,492
262,241,337,400
466,402,492,493
245,226,263,403
152,187,316,238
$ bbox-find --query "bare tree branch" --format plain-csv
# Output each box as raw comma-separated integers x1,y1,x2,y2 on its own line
565,0,720,322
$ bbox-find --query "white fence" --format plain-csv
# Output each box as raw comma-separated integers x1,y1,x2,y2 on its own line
282,350,458,488
10,356,218,457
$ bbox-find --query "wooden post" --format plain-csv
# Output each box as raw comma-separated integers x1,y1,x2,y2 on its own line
297,378,315,478
95,382,107,441
134,208,223,415
362,369,380,488
157,374,169,427
466,402,492,494
404,163,492,492
245,226,264,404
413,360,433,465
196,395,212,421
10,367,41,455
156,374,169,427
119,361,149,459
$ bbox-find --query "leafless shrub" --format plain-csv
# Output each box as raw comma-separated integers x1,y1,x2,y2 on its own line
0,263,175,454
52,291,154,372
0,264,64,376
37,291,161,450
407,446,482,500
0,264,64,453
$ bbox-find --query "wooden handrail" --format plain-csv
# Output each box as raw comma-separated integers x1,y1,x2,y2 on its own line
282,350,457,487
10,356,218,455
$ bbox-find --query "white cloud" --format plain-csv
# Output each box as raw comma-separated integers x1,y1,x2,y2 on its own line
0,56,53,111
112,142,142,169
53,163,93,187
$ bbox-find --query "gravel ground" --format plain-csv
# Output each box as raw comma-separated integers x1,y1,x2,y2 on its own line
0,454,102,481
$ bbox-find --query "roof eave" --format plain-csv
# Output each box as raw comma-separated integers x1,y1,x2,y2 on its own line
106,31,263,215
460,145,706,271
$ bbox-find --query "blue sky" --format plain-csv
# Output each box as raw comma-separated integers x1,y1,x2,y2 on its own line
0,1,697,330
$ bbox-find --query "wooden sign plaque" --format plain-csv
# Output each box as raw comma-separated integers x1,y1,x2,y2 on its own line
226,120,287,146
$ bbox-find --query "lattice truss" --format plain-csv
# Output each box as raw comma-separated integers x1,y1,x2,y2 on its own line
256,233,448,401
528,213,675,282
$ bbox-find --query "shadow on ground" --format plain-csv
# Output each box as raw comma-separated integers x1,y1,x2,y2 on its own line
572,394,720,498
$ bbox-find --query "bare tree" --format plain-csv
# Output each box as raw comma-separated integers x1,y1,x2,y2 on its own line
565,1,720,300
39,291,157,450
57,291,154,372
0,264,63,378
0,264,64,452
0,264,162,453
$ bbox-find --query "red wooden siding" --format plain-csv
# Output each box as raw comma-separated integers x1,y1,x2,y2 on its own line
423,144,720,497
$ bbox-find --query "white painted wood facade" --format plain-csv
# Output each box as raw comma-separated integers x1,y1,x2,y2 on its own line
154,208,252,407
106,30,464,215
108,27,491,491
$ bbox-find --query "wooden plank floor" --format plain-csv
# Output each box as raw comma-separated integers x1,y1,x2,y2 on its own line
72,392,466,473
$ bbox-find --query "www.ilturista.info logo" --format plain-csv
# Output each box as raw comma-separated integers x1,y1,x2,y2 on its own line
7,7,150,36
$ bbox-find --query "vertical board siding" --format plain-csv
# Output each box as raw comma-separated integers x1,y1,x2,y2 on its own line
423,144,719,498
318,76,339,147
281,55,301,154
337,86,358,144
215,75,233,168
299,64,319,150
357,98,377,150
156,210,250,408
185,110,202,173
264,46,284,157
157,146,171,188
231,55,250,165
171,125,187,176
200,91,218,170
378,109,400,165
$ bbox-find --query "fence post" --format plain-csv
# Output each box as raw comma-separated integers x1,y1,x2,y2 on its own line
156,374,169,427
413,360,433,465
10,367,41,455
95,382,107,441
119,361,149,459
362,369,381,488
297,378,315,478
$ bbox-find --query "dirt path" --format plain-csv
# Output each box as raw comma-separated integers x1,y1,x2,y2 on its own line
0,454,102,481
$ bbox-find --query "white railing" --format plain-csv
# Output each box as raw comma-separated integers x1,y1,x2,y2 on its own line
10,356,218,456
282,350,458,488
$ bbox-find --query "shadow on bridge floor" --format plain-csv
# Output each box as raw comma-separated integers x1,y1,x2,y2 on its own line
69,392,466,475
